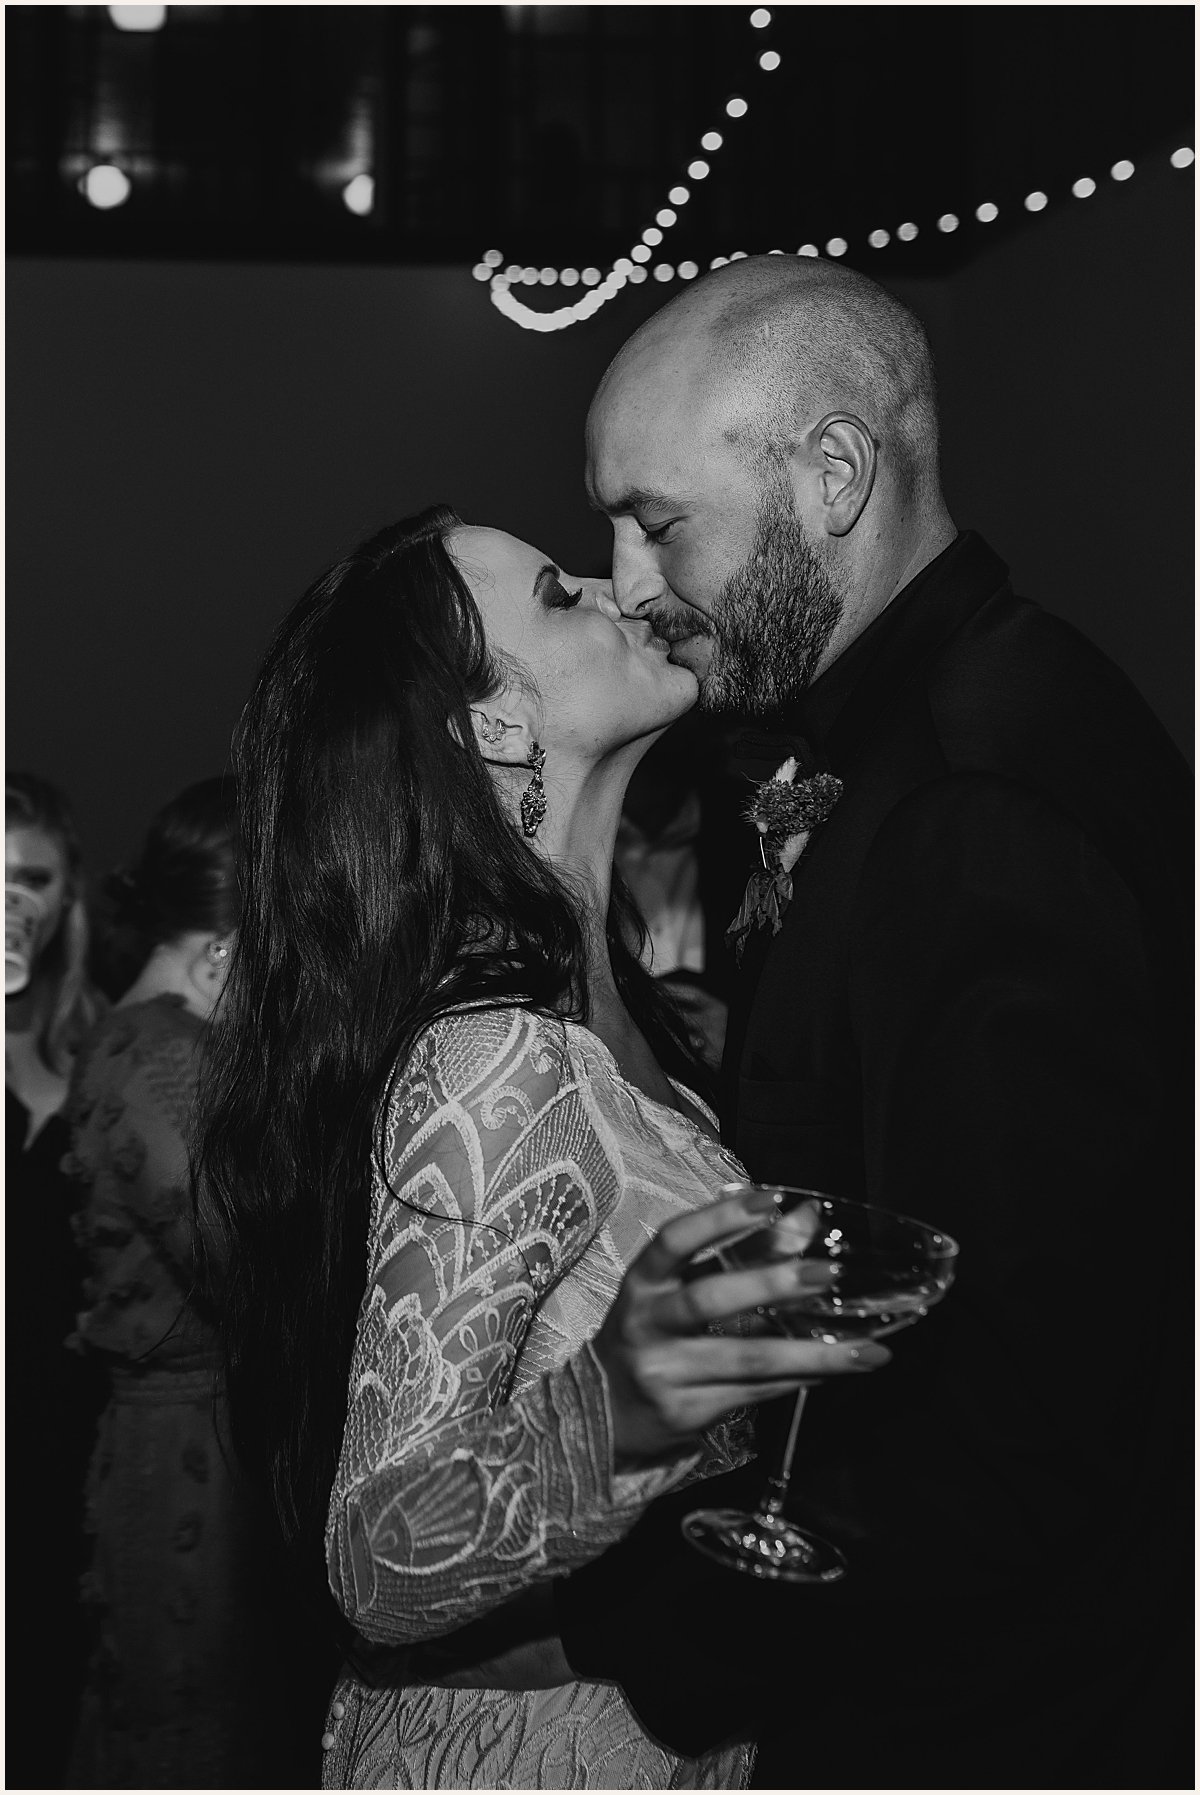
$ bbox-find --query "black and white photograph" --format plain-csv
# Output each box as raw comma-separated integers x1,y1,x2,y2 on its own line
6,5,1193,1791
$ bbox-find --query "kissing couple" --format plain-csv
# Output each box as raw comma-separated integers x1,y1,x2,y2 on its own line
199,254,1190,1790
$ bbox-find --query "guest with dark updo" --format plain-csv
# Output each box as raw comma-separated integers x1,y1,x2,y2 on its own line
64,778,327,1789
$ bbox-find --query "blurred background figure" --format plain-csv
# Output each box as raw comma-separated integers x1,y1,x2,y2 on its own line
63,778,328,1789
616,718,735,1075
6,772,106,1790
6,770,102,1121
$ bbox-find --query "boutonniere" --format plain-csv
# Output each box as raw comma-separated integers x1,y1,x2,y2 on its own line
725,758,842,964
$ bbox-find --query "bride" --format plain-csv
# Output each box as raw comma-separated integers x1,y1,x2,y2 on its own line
198,505,887,1789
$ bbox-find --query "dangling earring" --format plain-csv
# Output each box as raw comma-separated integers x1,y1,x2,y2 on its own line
205,941,229,967
520,743,547,837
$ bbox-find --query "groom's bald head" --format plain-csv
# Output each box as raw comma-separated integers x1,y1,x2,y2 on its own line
591,254,941,505
586,256,953,711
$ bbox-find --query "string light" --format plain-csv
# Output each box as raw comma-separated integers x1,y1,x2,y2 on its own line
694,143,1185,271
477,0,1190,339
477,3,775,329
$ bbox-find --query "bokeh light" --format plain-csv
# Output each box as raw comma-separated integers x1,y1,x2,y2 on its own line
81,164,131,208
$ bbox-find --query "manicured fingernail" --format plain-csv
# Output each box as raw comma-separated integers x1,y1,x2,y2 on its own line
847,1344,890,1367
744,1189,785,1213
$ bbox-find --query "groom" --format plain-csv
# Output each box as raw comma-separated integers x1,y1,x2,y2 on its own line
555,257,1192,1787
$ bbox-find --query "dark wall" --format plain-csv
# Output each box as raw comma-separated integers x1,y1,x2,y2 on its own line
939,155,1193,753
7,155,1191,875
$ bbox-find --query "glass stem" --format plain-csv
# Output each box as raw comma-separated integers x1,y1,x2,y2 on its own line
759,1383,810,1519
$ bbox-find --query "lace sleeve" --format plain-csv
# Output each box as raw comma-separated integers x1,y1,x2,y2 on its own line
326,1008,695,1647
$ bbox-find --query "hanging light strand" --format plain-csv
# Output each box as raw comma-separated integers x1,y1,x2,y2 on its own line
475,26,1192,338
479,8,776,332
704,150,1187,271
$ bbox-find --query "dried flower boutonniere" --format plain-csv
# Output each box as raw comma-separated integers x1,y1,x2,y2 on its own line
725,758,842,964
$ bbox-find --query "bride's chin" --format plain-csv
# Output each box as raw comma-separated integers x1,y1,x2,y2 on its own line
658,668,701,723
665,632,713,679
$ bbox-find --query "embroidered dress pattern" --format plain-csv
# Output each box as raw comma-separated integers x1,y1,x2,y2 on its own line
323,1007,754,1789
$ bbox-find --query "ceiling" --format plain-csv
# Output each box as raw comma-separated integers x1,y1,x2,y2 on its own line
7,5,1194,281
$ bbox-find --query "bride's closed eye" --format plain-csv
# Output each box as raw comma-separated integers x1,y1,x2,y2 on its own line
545,580,583,610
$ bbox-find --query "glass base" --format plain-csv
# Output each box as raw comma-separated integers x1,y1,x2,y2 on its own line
682,1506,848,1584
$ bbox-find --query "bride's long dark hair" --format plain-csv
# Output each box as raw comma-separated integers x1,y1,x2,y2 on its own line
197,505,700,1573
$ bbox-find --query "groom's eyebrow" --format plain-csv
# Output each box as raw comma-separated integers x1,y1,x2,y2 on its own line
592,487,679,517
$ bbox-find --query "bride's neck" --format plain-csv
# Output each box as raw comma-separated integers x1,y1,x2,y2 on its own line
534,755,634,1002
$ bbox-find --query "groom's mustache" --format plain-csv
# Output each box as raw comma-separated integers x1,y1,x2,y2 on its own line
644,601,711,646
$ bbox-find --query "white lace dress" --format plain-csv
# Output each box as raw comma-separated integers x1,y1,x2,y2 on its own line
321,1007,755,1790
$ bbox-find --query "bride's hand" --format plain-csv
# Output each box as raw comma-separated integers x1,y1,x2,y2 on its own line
592,1187,890,1466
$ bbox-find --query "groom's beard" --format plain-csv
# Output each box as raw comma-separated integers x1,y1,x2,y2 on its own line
698,482,845,717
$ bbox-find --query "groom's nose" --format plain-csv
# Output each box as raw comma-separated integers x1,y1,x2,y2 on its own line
611,533,669,618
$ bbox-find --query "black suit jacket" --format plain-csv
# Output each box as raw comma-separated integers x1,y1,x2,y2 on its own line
557,533,1193,1788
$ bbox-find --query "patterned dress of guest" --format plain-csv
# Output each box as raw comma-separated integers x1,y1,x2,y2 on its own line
64,993,325,1789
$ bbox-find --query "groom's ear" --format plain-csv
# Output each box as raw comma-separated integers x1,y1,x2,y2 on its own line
803,413,877,538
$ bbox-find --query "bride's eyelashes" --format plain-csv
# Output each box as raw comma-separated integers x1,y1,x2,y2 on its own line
545,580,583,610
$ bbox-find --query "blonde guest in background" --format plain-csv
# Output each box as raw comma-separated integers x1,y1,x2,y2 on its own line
6,771,106,1788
